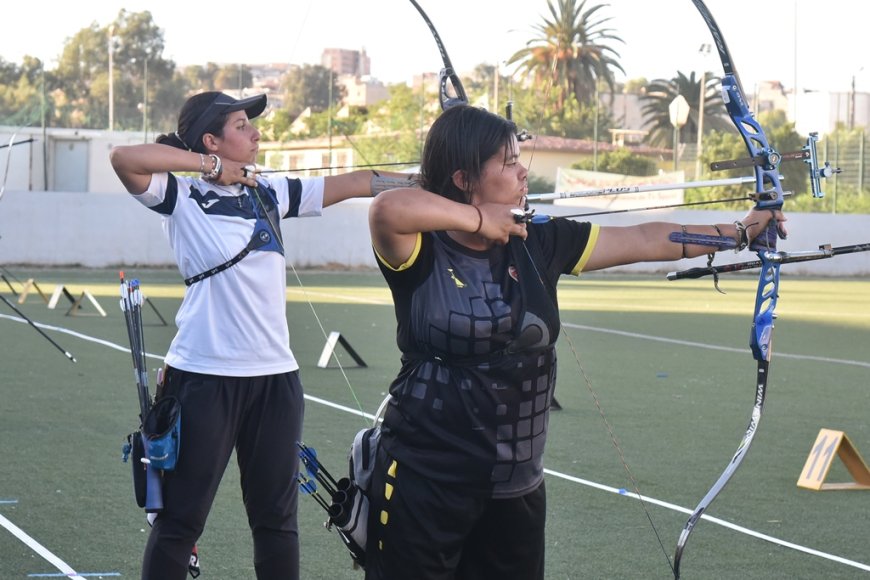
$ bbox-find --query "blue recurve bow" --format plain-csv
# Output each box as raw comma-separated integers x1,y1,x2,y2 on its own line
673,1,818,577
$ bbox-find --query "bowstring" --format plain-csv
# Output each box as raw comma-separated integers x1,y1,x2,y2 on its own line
519,241,675,573
248,184,369,423
513,30,674,571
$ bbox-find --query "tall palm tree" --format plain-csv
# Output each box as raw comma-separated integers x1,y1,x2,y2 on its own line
507,0,624,112
640,70,730,147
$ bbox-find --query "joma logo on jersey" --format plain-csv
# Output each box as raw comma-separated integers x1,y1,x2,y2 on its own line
189,188,223,211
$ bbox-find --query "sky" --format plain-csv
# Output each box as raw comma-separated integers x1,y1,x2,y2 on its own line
0,0,865,94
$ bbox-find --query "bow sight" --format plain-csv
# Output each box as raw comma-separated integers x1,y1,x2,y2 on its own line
709,132,840,199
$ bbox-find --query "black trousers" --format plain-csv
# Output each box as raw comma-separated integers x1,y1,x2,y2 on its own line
364,447,547,580
141,367,304,580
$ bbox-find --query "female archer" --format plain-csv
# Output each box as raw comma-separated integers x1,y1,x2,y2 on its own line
364,103,785,579
110,90,413,580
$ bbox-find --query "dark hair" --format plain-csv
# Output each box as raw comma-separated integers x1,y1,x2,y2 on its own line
156,92,229,153
155,91,266,153
420,105,518,204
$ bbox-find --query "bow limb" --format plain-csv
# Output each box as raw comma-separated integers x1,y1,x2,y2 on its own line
407,0,469,111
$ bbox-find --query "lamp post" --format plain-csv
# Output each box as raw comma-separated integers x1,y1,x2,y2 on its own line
108,25,114,132
695,43,712,179
593,75,600,171
850,66,864,130
142,57,148,140
135,54,149,142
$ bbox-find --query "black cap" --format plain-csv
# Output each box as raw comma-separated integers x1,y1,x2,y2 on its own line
183,92,267,151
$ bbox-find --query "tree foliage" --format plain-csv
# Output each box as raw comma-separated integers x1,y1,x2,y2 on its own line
640,71,730,147
692,109,812,208
281,65,344,119
3,8,867,215
51,10,184,131
0,10,241,133
340,84,434,167
507,0,624,111
0,56,51,126
505,81,613,140
571,148,658,176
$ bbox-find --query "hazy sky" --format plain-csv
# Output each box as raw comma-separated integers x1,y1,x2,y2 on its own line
0,0,864,93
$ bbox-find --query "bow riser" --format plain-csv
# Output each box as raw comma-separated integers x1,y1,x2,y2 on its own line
721,75,787,252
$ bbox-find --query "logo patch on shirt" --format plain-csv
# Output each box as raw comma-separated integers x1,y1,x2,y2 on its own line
508,265,519,282
447,268,466,288
188,186,252,218
189,188,223,211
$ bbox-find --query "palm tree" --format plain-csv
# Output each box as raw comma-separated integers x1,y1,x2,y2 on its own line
507,0,624,112
640,70,730,147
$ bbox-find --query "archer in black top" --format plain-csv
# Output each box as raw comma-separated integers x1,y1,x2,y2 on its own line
366,104,784,580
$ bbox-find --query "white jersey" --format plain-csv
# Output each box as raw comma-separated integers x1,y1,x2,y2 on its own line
134,172,325,376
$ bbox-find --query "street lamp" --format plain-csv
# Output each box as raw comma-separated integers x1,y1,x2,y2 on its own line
137,58,149,141
850,66,864,130
143,58,148,140
695,43,712,179
108,25,114,132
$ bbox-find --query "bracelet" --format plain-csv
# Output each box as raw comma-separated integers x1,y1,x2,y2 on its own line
472,205,483,234
733,221,749,252
202,154,222,181
198,153,206,173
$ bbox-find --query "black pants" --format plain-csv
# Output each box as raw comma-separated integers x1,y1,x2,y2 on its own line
364,447,547,580
142,367,304,580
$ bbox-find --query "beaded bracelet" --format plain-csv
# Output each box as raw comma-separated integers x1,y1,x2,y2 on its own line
202,154,222,181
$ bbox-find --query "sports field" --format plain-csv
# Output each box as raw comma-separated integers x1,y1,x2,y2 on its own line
1,266,868,579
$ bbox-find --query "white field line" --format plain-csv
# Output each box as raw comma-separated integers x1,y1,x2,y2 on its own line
301,396,870,572
0,513,86,580
2,315,869,573
563,322,870,368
